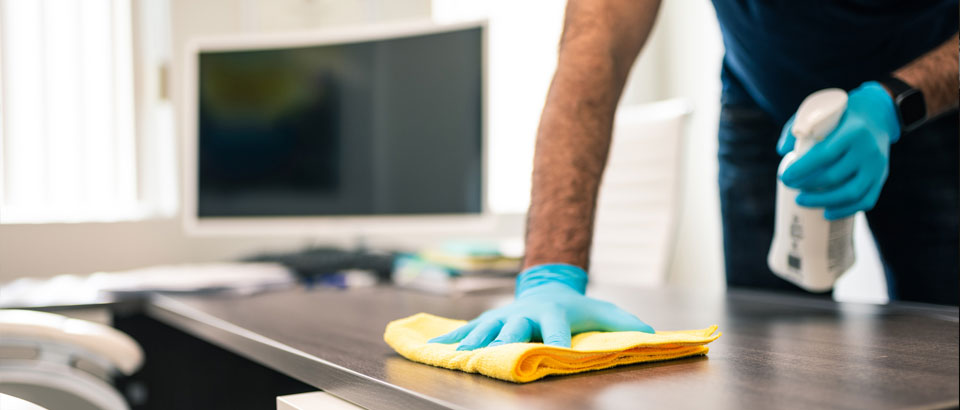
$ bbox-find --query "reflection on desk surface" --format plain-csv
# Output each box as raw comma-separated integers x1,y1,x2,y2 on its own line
142,285,959,410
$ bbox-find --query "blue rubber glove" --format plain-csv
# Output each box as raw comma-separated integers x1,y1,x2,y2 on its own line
776,81,901,220
427,264,654,350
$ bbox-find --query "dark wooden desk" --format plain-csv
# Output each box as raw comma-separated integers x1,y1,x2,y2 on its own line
143,286,959,410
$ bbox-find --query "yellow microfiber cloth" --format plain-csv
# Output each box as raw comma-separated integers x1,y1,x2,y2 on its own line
383,313,721,383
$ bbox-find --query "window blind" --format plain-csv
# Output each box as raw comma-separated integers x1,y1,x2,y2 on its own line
0,0,138,223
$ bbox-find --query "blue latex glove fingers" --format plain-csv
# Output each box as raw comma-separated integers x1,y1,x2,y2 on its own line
795,140,888,212
776,115,796,156
487,317,535,348
427,318,481,344
593,302,655,333
780,82,899,216
455,318,504,351
822,176,885,220
796,169,875,208
779,128,851,184
789,128,889,214
784,148,860,191
430,264,654,351
538,308,572,347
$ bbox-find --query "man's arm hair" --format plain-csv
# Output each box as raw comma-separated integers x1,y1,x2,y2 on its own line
893,33,959,118
523,0,662,270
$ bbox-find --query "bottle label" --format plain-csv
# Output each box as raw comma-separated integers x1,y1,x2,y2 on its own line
827,218,854,273
787,254,801,270
788,215,803,271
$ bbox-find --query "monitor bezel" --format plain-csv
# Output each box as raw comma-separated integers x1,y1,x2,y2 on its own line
182,19,493,237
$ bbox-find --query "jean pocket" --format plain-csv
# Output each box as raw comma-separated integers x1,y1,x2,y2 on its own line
718,104,783,165
718,104,781,144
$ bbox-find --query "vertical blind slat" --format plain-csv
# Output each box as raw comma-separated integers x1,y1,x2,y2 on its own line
111,0,136,206
81,0,115,208
2,0,45,209
0,0,137,222
44,0,84,207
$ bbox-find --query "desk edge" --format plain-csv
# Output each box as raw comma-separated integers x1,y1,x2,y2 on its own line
145,294,466,410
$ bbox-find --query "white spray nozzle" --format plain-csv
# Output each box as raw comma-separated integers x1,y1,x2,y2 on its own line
791,88,848,140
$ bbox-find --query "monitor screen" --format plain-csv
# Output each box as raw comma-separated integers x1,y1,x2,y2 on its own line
196,27,483,217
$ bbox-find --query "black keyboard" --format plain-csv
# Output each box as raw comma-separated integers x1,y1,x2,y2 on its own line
242,247,397,281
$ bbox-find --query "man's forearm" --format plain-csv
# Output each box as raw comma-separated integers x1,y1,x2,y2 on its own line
523,0,661,269
893,33,959,119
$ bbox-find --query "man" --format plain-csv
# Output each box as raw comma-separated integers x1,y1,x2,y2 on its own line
431,0,959,350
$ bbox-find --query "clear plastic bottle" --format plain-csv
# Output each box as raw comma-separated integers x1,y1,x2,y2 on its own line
767,88,855,292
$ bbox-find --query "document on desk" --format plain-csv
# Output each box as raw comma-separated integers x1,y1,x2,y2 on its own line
384,313,721,383
0,263,295,308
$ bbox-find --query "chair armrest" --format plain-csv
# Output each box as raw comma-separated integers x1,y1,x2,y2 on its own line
0,310,143,375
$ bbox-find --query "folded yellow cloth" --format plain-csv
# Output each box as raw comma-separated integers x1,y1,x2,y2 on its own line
383,313,721,383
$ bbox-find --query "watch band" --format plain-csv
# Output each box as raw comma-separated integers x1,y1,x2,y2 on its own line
877,76,927,132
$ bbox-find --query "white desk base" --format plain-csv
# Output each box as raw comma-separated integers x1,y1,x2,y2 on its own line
277,392,364,410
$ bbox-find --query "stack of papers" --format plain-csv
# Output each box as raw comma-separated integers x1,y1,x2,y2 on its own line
0,263,296,308
392,241,522,295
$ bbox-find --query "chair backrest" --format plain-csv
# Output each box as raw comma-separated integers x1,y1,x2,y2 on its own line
589,99,690,287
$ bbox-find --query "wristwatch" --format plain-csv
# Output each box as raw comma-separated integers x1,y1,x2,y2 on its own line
876,76,927,132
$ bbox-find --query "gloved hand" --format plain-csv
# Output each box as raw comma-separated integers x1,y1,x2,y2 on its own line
428,264,653,351
776,81,901,220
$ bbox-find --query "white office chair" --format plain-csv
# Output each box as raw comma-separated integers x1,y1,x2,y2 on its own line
0,309,143,410
589,99,691,287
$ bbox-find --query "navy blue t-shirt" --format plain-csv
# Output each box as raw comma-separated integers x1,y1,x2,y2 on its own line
711,0,958,122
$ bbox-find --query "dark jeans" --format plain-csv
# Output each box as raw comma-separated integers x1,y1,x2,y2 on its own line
718,103,959,306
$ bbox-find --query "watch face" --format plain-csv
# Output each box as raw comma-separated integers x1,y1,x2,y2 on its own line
897,89,926,129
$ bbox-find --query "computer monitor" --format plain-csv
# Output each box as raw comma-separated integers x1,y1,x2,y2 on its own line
182,21,490,236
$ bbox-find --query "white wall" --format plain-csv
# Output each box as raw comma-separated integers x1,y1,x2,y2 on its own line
0,214,526,281
619,0,726,293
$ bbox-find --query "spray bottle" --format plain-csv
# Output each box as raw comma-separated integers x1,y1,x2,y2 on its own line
768,88,855,292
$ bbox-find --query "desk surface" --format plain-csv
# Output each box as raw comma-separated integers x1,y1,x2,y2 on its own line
145,286,959,410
